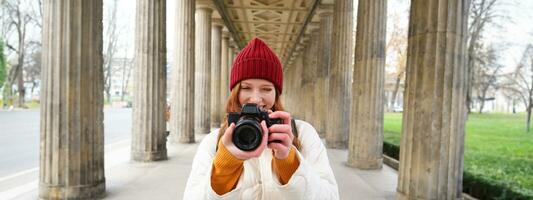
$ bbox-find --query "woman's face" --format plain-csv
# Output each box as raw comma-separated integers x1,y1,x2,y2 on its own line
238,79,276,110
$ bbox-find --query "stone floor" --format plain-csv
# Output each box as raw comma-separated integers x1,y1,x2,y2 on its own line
5,134,397,200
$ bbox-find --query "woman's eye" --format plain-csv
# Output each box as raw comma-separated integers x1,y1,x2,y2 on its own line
262,88,272,92
241,87,251,90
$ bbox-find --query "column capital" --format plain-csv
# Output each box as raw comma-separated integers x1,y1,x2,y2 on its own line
212,18,224,28
196,1,215,12
222,31,230,39
317,4,334,16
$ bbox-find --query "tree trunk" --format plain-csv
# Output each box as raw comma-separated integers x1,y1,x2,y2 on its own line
478,100,484,114
466,53,475,113
527,104,531,132
390,72,402,111
120,56,131,102
120,90,125,101
105,89,111,103
478,85,490,114
2,81,12,108
17,71,25,107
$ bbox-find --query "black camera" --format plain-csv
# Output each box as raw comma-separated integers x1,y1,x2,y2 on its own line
227,103,283,151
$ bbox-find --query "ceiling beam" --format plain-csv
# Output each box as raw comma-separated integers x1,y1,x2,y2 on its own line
282,0,320,67
212,0,246,48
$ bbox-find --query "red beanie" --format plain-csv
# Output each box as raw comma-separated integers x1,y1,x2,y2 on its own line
230,38,283,94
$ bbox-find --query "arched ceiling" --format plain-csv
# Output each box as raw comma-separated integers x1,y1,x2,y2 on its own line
211,0,333,67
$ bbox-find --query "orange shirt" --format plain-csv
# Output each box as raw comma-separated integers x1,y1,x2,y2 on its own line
211,140,300,195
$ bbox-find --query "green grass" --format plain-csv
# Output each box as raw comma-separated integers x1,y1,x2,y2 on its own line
384,112,533,196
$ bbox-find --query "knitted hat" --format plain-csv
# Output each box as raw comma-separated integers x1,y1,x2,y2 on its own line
230,38,283,94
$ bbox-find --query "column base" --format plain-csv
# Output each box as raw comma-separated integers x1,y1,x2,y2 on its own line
195,127,211,135
39,179,105,200
346,157,383,170
396,190,464,200
326,140,347,149
178,135,196,144
132,149,168,162
169,132,195,144
211,121,221,129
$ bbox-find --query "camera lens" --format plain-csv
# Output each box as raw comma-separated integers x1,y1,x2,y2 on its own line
232,120,262,151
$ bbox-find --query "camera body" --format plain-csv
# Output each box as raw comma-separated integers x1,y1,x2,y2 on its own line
228,103,282,151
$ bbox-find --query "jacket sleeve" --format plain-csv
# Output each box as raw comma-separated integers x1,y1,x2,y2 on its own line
272,120,340,200
182,131,245,200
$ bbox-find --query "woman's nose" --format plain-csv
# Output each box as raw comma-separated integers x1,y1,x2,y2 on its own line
248,93,262,104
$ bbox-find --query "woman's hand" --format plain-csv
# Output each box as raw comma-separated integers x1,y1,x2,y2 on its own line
220,121,269,160
267,111,294,160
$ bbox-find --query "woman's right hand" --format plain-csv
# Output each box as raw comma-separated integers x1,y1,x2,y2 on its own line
220,121,269,160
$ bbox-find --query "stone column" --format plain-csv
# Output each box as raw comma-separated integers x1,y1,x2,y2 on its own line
315,11,333,137
288,55,304,118
225,42,234,92
303,32,319,124
39,1,105,199
131,0,167,162
397,0,469,199
170,0,195,143
194,6,213,135
220,32,230,108
326,0,354,149
347,0,387,170
228,45,237,80
210,23,223,128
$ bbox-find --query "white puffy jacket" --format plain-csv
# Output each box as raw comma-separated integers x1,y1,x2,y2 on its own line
183,120,339,200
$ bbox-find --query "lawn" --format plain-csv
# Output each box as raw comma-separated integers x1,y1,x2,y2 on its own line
384,112,533,197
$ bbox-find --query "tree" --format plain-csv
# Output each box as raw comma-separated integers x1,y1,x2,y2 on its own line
472,44,503,113
25,49,40,97
385,11,408,111
506,45,533,132
103,0,119,102
466,0,502,113
0,40,6,91
1,0,42,108
119,49,132,101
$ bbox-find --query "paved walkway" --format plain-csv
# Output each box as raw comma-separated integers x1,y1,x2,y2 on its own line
5,134,397,200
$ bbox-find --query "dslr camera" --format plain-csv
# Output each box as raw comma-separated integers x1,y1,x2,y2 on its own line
228,103,282,151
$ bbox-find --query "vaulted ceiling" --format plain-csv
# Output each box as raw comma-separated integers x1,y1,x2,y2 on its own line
211,0,333,67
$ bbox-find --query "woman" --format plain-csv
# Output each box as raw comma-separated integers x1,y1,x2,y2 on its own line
183,38,338,200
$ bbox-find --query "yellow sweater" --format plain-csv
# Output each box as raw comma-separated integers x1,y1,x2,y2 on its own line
211,140,300,195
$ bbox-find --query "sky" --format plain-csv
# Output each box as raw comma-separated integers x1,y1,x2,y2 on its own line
484,0,533,72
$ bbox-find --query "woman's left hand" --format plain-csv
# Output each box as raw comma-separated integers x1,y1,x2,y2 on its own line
267,111,294,160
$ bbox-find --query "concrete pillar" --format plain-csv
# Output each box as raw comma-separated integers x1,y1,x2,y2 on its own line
194,6,213,135
315,11,333,137
210,23,223,128
131,0,167,162
39,1,105,199
220,32,230,108
302,32,319,124
228,45,237,77
225,41,234,94
289,55,304,118
170,0,195,143
397,0,469,199
282,66,293,112
326,0,354,149
347,0,387,170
